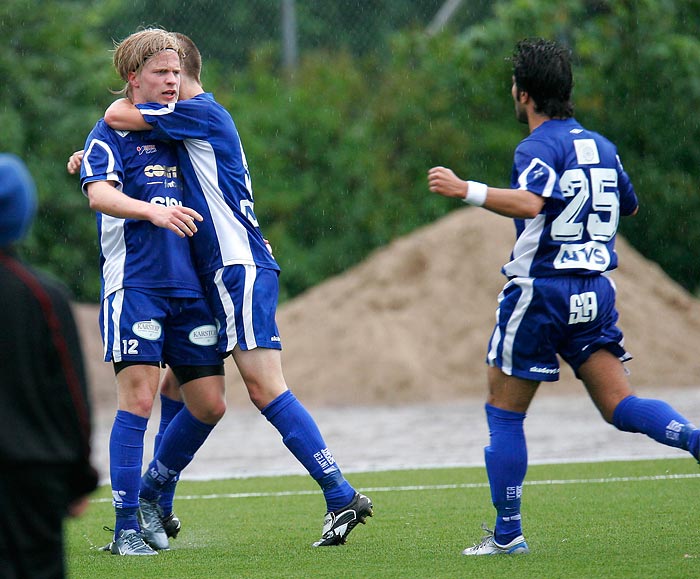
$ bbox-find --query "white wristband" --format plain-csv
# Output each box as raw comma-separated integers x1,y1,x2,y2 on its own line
465,181,488,206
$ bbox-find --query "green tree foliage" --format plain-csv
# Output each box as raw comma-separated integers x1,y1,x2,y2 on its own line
222,0,700,299
3,0,699,302
0,0,116,299
222,37,515,299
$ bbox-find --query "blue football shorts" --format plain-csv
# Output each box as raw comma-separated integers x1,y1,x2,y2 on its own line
100,288,221,367
200,264,282,355
486,274,631,382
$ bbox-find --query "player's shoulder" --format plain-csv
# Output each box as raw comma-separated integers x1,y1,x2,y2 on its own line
519,118,610,158
199,93,237,128
569,122,619,162
160,93,222,119
87,118,133,143
516,125,559,160
177,92,217,109
556,118,616,149
86,118,111,138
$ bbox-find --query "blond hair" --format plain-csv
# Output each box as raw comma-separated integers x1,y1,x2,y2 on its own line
112,28,182,95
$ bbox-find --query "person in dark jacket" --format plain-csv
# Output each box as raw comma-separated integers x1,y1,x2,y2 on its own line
0,153,98,579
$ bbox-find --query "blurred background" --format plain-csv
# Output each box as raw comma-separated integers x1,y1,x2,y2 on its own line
2,0,699,304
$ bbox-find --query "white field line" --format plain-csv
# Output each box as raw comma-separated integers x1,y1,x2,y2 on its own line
89,472,700,504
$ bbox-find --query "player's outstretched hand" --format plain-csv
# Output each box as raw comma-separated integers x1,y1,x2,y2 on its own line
428,166,468,200
67,150,85,175
149,205,204,238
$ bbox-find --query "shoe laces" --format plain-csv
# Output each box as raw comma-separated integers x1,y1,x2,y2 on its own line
471,523,496,548
121,529,151,550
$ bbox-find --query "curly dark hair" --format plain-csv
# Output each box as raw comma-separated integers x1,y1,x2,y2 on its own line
512,38,574,118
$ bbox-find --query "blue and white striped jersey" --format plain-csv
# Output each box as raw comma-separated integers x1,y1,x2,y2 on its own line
137,93,280,276
504,118,638,279
80,120,203,299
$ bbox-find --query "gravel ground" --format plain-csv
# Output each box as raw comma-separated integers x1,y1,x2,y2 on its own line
90,386,700,483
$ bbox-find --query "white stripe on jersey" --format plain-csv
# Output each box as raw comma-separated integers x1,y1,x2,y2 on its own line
100,214,128,297
487,311,502,368
83,139,121,192
139,103,175,117
242,265,257,349
183,139,256,266
102,298,110,360
518,157,557,197
503,214,546,278
213,264,260,352
499,278,534,375
104,289,125,363
215,267,238,353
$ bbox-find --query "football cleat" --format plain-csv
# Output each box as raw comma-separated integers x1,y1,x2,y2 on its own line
138,498,170,550
462,524,529,556
105,529,158,556
161,511,182,539
312,493,373,547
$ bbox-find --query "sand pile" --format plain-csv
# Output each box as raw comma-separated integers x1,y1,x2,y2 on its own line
76,207,700,411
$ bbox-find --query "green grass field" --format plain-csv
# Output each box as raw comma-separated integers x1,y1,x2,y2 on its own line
67,458,700,579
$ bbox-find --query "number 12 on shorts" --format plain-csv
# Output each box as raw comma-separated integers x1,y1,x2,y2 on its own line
569,291,597,324
122,339,139,355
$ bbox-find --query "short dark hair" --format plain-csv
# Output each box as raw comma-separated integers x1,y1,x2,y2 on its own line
174,32,202,85
512,38,574,118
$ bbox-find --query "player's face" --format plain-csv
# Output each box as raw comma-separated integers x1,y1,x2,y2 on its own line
129,50,180,105
512,79,528,125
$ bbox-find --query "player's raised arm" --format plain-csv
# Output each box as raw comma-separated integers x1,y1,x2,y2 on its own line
104,98,153,131
427,165,544,219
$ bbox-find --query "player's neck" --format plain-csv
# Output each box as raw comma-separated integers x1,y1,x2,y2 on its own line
180,79,204,100
528,112,551,133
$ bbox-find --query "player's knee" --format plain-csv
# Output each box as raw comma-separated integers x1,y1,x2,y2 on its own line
247,382,288,410
207,396,227,423
191,397,226,425
247,387,267,410
126,394,156,418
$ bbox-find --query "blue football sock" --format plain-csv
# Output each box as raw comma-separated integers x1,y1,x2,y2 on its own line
262,390,355,511
110,410,148,536
154,394,184,515
141,407,215,502
687,429,700,461
484,403,527,545
613,395,699,457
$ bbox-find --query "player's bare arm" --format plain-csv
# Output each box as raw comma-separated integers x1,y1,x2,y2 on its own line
104,98,153,131
86,180,202,237
428,165,544,219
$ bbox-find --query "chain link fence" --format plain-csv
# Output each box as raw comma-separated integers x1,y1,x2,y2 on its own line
102,0,492,72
